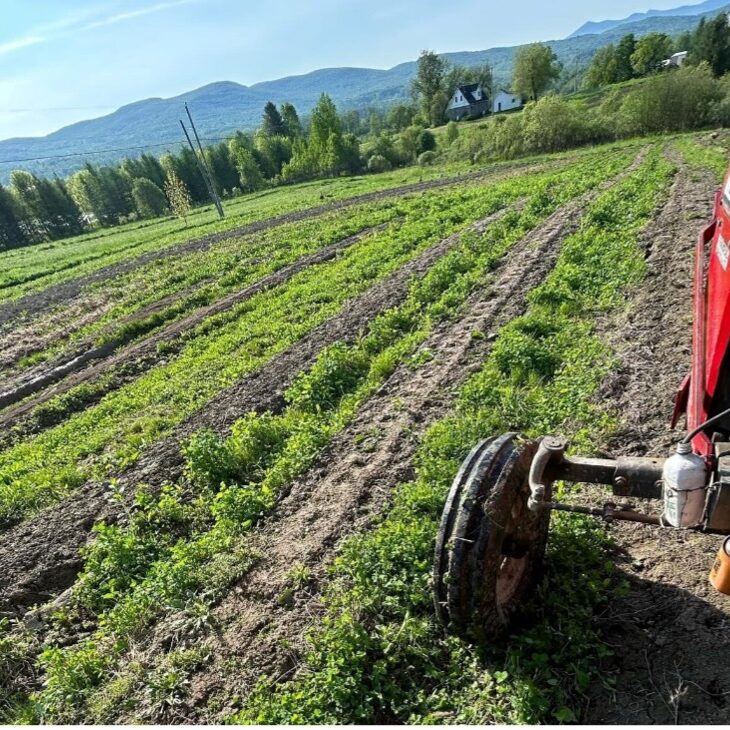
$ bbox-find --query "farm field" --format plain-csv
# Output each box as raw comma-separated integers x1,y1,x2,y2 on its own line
0,133,729,724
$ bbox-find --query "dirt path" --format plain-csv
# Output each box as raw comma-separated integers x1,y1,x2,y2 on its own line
0,207,514,613
585,154,730,724
111,188,610,723
0,161,551,329
0,222,395,424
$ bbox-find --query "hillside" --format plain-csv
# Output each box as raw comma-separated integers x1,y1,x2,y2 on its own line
569,0,728,37
1,2,728,181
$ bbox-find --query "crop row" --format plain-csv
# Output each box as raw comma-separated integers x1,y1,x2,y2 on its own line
236,147,675,724
3,203,402,378
673,134,729,182
1,156,551,300
0,163,576,529
2,147,639,722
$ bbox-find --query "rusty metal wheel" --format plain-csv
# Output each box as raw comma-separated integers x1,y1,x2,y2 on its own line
432,433,550,643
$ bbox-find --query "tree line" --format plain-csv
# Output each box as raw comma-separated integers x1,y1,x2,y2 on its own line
586,12,730,88
0,95,387,250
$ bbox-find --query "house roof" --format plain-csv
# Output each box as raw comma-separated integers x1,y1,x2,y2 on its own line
455,83,482,104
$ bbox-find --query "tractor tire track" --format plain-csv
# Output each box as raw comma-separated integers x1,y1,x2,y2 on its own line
0,206,512,613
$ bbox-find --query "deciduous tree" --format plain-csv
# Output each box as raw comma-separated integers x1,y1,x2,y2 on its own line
512,43,561,101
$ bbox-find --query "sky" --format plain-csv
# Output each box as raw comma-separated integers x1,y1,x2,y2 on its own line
0,0,700,140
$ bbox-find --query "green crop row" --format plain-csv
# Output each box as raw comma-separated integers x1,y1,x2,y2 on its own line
235,147,675,725
0,169,555,529
3,148,637,723
3,201,402,379
0,156,541,301
674,134,729,183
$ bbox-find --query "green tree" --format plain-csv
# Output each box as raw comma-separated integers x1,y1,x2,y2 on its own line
614,34,637,82
691,14,730,77
262,101,285,136
131,178,168,219
585,44,618,88
412,50,448,126
630,32,672,76
386,104,417,131
620,62,720,133
280,102,303,138
512,43,561,101
164,171,192,224
444,120,460,145
0,183,27,248
254,134,293,178
229,139,265,192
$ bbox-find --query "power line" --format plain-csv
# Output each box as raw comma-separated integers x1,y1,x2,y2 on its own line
0,136,230,165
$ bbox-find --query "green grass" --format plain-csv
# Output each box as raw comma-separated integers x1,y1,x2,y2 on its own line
674,134,729,182
235,146,674,725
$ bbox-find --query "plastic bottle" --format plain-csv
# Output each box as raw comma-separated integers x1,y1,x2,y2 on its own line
662,442,707,528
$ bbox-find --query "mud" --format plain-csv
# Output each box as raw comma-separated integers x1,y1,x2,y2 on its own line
584,152,730,724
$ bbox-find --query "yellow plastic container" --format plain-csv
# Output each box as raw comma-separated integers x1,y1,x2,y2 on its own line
710,536,730,595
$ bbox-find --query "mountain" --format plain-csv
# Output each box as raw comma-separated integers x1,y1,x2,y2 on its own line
2,1,729,182
569,0,728,38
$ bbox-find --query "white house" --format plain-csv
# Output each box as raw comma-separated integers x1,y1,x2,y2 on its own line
661,51,688,68
492,89,522,114
445,84,490,121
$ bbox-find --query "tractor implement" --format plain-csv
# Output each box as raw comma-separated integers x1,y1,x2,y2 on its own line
433,167,730,643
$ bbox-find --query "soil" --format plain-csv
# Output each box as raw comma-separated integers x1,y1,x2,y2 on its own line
113,187,613,723
583,152,730,724
0,206,513,614
0,221,393,424
0,160,551,330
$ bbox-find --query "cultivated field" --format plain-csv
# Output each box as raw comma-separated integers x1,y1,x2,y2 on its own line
1,133,729,724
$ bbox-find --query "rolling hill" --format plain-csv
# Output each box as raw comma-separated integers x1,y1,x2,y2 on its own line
1,0,728,181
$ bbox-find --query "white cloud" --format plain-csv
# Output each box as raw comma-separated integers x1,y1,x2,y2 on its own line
0,0,199,57
0,35,44,56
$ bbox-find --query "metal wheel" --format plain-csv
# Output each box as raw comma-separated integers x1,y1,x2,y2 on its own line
433,433,550,643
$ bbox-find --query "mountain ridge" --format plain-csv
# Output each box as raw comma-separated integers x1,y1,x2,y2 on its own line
2,1,729,181
569,0,728,37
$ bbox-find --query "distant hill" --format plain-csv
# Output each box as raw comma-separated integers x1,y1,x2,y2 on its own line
2,2,729,182
569,0,728,38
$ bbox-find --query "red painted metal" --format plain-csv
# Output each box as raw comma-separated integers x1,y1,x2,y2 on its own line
679,175,730,457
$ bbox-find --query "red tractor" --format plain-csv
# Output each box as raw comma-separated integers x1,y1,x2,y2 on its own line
433,169,730,642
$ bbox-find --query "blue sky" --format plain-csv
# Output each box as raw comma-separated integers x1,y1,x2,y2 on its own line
0,0,696,140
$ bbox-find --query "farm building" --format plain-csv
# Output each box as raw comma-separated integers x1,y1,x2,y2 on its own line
492,89,522,114
445,83,490,121
661,50,688,68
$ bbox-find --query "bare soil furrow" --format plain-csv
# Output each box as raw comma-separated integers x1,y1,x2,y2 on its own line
0,207,511,613
0,222,393,422
0,160,552,329
119,193,597,723
585,154,730,724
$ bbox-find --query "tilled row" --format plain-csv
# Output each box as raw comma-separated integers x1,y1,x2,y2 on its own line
0,221,396,423
0,159,553,327
0,206,511,612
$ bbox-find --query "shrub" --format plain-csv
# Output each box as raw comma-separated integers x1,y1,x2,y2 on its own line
367,154,392,173
418,151,437,166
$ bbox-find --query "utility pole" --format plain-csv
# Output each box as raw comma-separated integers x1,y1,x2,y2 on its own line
179,120,223,219
185,103,224,218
